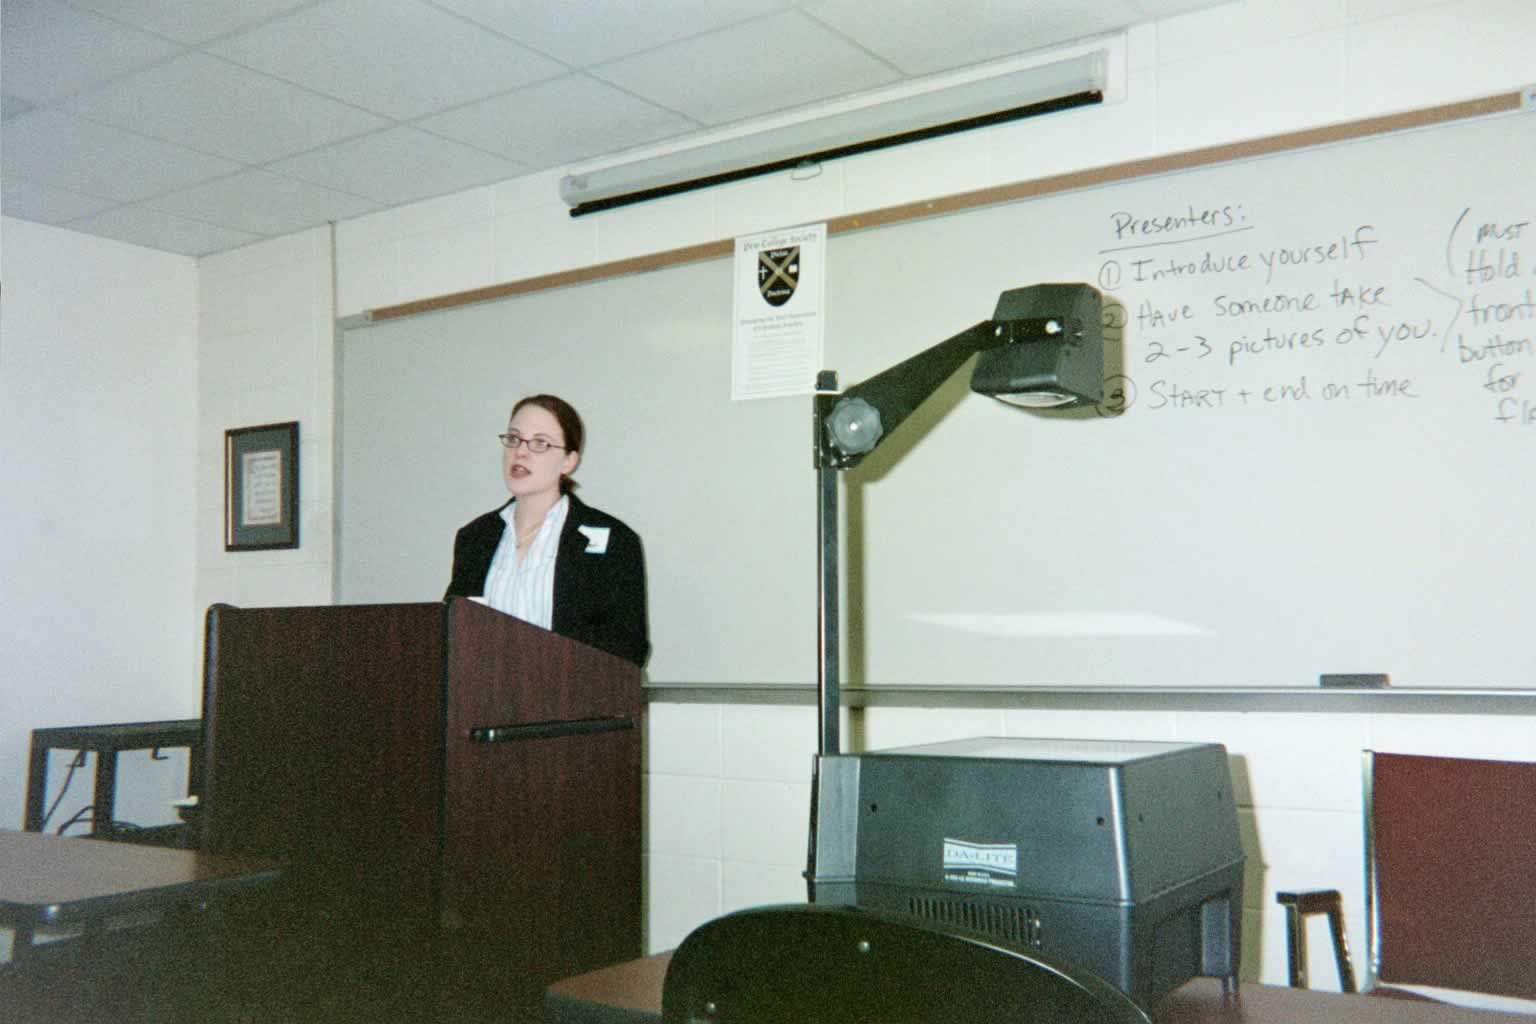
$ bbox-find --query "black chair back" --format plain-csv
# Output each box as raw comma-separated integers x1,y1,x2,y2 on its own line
662,904,1152,1024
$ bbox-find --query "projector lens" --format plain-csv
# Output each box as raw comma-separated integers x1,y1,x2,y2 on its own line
995,391,1075,409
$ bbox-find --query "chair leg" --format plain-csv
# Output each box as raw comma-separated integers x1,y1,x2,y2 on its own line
1323,899,1357,994
1280,901,1310,988
10,921,37,964
1275,890,1356,993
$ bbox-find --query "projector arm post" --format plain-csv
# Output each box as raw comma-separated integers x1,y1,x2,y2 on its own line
811,324,1009,756
814,375,842,756
810,321,996,756
810,289,1102,756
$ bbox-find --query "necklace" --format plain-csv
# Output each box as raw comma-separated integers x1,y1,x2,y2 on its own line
515,523,541,546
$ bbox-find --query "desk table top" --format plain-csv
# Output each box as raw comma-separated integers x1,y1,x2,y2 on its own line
547,953,1535,1024
0,829,281,927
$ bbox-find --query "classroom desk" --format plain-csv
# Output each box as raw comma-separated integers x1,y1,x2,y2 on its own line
0,828,279,963
544,953,1536,1024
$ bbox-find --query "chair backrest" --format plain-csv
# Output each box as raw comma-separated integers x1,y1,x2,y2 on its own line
661,903,1151,1024
1366,751,1536,1000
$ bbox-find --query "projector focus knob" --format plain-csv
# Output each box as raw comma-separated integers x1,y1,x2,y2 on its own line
827,397,883,455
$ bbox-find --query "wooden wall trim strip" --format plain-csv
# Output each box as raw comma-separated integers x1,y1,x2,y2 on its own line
642,682,1536,715
364,91,1519,326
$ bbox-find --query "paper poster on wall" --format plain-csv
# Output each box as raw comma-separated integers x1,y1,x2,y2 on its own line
240,450,284,526
732,222,826,400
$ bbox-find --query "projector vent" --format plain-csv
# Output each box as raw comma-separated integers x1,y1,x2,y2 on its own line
905,894,1042,949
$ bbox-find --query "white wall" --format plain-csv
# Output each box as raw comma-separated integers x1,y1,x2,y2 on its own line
195,227,335,613
328,0,1536,321
0,217,199,837
282,2,1536,995
11,0,1528,1001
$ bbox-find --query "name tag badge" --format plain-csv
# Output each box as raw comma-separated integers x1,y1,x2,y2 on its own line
578,525,610,554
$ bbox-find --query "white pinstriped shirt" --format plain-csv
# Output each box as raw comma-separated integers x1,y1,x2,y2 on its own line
481,496,569,630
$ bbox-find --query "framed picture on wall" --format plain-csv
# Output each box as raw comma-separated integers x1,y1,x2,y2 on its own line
225,421,299,551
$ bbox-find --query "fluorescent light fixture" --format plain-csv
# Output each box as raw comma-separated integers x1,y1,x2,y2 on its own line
559,49,1107,216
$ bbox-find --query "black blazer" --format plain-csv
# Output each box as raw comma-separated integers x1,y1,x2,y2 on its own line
445,494,650,667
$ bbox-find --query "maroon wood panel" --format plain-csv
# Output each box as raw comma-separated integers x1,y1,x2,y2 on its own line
1371,752,1536,1000
200,600,642,1022
201,603,447,927
440,598,643,1019
444,597,642,725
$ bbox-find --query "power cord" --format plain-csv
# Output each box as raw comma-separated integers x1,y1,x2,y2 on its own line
38,750,87,831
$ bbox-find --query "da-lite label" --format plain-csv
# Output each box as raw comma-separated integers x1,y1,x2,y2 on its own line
942,839,1018,889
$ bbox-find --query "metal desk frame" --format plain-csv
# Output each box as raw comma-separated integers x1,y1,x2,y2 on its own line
24,720,202,845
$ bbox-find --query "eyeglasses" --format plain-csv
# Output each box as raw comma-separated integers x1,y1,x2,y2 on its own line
498,432,566,453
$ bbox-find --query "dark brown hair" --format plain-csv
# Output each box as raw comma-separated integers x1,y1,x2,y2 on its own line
512,393,583,492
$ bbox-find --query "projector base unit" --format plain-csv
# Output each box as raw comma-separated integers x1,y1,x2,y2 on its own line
807,737,1244,1009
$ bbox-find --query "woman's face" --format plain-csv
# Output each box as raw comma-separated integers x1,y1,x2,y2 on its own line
503,403,579,501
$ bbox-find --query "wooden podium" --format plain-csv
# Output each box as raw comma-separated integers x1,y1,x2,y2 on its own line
199,598,642,1023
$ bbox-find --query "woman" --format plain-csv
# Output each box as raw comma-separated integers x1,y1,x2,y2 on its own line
445,394,649,667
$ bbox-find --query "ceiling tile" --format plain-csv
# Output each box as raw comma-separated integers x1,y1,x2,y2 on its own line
801,0,1139,75
266,126,525,205
0,177,120,223
66,204,260,256
2,109,244,202
419,75,699,168
431,0,787,68
143,169,381,236
207,0,568,119
0,0,1219,258
63,0,314,45
63,53,389,164
1136,0,1237,18
593,10,901,125
0,0,185,103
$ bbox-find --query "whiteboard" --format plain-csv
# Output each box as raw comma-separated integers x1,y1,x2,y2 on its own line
341,106,1536,688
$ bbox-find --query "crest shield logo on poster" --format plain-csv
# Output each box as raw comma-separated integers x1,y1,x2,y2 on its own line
758,246,800,307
